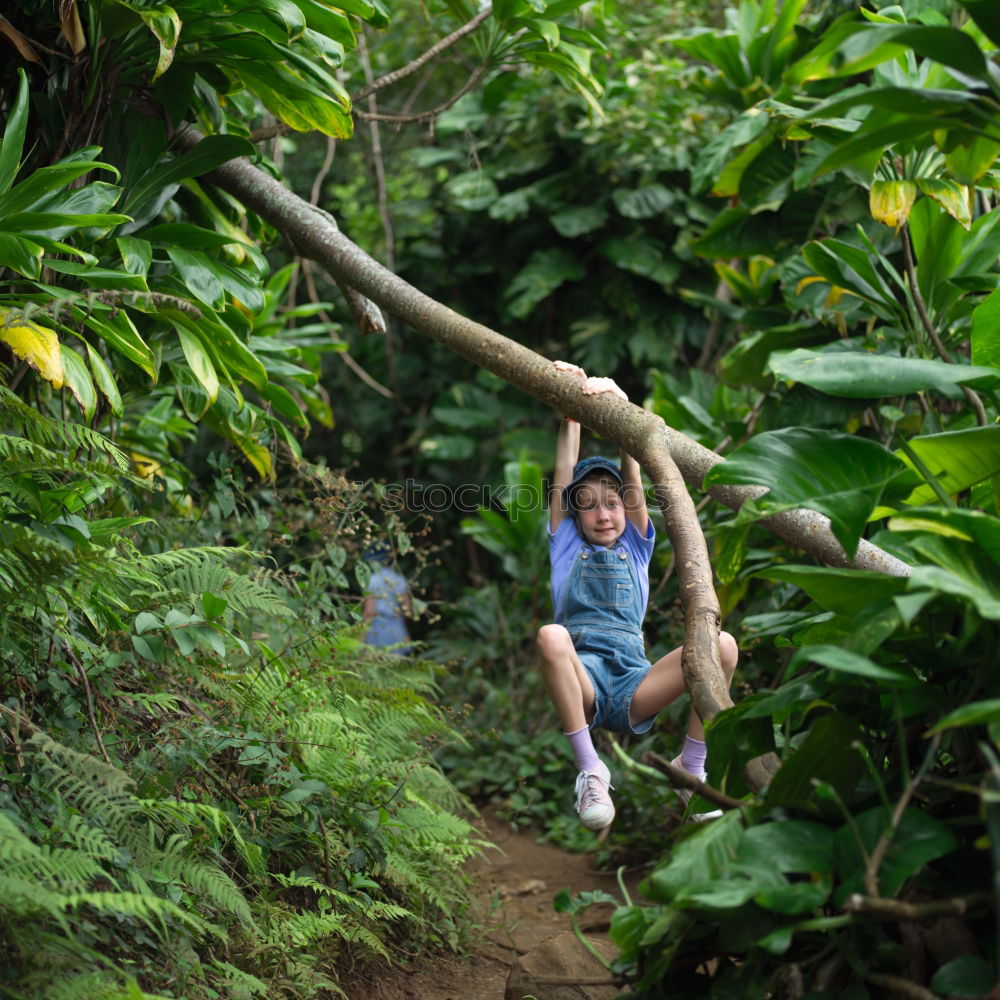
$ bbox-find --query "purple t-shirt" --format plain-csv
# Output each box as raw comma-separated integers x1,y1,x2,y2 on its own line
548,516,656,624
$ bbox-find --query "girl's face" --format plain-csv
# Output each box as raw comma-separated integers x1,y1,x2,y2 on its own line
575,477,626,548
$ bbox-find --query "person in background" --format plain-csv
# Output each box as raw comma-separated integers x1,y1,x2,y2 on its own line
537,361,739,831
362,540,412,655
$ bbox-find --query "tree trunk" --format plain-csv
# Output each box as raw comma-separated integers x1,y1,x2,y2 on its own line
173,127,911,761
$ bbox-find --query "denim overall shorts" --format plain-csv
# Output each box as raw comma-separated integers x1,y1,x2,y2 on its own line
561,543,655,735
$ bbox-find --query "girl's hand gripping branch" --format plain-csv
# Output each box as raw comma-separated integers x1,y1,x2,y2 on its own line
554,359,587,379
581,376,627,400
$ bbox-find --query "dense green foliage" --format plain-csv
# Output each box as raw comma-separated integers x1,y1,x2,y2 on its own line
3,0,1000,997
315,1,1000,995
0,397,481,996
0,1,531,995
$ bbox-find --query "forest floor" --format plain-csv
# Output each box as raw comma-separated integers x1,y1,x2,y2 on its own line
347,807,644,1000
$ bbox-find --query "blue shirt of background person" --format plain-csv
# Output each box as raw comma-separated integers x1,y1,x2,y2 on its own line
362,542,412,655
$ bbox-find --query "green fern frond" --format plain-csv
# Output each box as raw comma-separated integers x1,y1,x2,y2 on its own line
143,798,235,838
267,873,414,931
0,874,72,919
402,762,476,815
263,909,391,957
61,814,119,862
41,971,171,1000
0,845,107,891
0,810,38,858
206,960,269,1000
0,521,79,596
337,922,391,958
0,520,158,618
356,901,415,923
261,908,350,949
270,871,328,893
28,733,139,838
0,386,132,473
0,432,130,490
381,663,442,696
0,427,61,463
163,851,252,924
141,546,250,571
234,660,301,720
153,559,292,620
60,890,222,941
393,799,477,850
141,798,257,865
112,689,186,716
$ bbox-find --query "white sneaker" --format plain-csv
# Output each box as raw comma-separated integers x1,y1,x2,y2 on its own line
670,754,722,821
575,760,615,831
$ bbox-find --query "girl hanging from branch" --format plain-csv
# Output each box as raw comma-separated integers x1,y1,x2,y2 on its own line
537,361,739,831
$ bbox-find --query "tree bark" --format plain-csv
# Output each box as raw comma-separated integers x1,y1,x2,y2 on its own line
173,127,911,761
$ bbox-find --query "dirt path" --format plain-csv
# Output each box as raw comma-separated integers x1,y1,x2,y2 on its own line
356,809,642,1000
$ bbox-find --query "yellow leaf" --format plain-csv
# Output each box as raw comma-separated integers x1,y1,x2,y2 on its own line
131,452,162,480
0,307,64,387
795,275,828,294
232,434,273,481
230,296,254,322
138,7,181,82
915,177,971,230
747,255,776,284
869,179,917,231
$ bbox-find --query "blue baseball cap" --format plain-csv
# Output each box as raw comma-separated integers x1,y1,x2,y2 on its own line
565,455,622,512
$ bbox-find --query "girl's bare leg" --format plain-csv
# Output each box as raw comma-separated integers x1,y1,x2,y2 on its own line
536,624,596,731
537,624,615,830
629,631,739,732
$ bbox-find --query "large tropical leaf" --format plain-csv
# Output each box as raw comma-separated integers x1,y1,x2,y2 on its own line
718,323,828,386
765,712,864,811
175,326,220,411
801,238,904,317
704,427,918,558
871,426,1000,516
768,348,1000,397
598,236,679,288
59,343,97,421
77,307,157,380
789,21,991,88
893,529,1000,620
85,342,123,417
888,507,1000,569
971,287,1000,368
120,136,255,220
835,805,958,899
754,565,907,618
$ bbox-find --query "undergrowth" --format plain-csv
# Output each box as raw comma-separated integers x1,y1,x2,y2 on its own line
0,394,483,999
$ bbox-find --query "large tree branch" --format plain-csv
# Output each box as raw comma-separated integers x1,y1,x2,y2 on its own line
172,128,911,777
177,131,909,578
